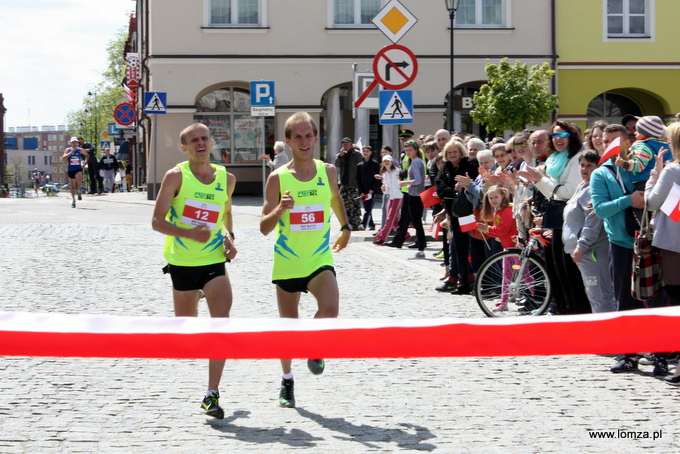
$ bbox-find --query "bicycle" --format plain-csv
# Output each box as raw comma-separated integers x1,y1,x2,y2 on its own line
474,230,553,317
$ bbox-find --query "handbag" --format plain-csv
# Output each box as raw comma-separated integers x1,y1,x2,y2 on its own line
450,191,473,218
631,208,664,300
542,185,566,229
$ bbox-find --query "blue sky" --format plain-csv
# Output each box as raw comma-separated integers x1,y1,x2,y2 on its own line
0,0,135,129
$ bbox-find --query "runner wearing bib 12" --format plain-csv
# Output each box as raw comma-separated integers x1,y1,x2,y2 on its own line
164,161,230,267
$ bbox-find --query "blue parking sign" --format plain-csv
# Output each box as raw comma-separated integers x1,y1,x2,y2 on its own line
250,81,275,106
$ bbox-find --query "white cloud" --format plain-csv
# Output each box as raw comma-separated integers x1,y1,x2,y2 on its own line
0,0,135,129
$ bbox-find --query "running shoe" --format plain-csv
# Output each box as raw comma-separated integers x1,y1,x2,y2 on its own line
279,378,295,408
71,200,76,208
201,391,225,419
78,194,82,201
435,281,457,292
307,359,325,375
493,303,508,312
653,358,670,376
639,353,658,365
407,251,425,260
610,357,638,373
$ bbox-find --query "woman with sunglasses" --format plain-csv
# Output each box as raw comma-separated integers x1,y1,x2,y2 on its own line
518,120,589,314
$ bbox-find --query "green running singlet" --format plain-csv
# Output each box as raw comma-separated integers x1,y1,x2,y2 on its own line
163,161,229,267
272,159,333,280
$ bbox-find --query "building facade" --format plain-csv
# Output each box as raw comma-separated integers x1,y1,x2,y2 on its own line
4,126,72,185
134,0,555,195
556,0,680,130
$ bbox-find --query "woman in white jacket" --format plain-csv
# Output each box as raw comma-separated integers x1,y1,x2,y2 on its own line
645,122,680,305
518,120,588,314
645,122,680,383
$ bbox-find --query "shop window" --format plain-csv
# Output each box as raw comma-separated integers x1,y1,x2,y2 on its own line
195,86,266,165
605,0,653,38
208,0,262,26
456,0,506,28
332,0,383,27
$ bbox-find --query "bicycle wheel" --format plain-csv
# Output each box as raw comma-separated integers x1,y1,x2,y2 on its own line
474,250,552,317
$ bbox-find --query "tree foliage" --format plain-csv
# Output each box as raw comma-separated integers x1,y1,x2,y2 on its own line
66,26,127,151
470,58,558,134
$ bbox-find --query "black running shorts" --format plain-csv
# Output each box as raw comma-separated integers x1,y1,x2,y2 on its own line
167,262,226,291
273,265,335,294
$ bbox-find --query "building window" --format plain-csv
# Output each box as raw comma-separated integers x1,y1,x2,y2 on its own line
194,86,269,165
209,0,261,26
606,0,651,38
587,91,642,119
332,0,383,27
456,0,506,28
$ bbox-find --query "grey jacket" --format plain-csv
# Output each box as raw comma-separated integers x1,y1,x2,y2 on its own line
646,163,680,253
562,181,609,254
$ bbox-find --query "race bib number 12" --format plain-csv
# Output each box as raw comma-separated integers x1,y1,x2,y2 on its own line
181,198,221,231
289,203,325,231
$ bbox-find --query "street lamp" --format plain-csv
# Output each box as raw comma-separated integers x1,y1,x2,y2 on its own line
445,0,460,133
86,84,98,149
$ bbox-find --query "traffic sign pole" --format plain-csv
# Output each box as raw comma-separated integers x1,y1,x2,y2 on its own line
153,114,158,200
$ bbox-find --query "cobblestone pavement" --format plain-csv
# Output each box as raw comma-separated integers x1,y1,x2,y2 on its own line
0,192,678,453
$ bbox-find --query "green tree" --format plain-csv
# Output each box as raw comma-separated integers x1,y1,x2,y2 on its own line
66,26,127,151
470,58,558,134
9,155,25,187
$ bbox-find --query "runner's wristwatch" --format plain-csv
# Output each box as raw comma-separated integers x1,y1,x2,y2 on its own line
340,224,351,232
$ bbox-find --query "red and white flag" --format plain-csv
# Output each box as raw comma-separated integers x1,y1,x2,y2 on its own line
459,214,477,233
121,78,136,104
598,137,621,165
661,182,680,222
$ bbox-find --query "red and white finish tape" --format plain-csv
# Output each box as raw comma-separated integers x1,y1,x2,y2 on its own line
1,308,679,359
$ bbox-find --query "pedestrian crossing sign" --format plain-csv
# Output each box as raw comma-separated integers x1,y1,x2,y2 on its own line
379,90,413,125
144,92,167,114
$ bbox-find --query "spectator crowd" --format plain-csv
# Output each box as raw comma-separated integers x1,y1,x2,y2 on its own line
331,116,680,382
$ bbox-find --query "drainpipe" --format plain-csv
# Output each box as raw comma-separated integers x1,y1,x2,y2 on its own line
551,0,558,123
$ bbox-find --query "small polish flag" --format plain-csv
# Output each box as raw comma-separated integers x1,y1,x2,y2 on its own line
362,193,372,201
660,182,680,222
459,214,477,233
598,137,621,165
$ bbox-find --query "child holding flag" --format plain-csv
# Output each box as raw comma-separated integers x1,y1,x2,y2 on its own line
615,115,669,190
477,185,518,311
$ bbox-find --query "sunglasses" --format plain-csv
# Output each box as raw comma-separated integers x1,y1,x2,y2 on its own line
552,132,570,138
514,141,528,147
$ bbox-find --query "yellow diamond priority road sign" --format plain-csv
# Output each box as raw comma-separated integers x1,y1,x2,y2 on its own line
372,0,417,44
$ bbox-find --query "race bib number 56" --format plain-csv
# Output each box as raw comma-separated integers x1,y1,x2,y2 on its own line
289,204,325,232
181,198,221,231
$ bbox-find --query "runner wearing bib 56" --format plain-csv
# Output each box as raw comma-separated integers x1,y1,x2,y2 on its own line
260,112,351,408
